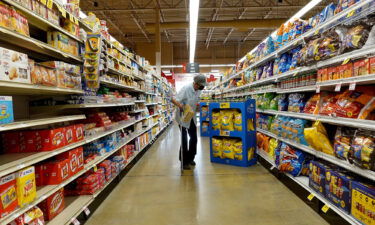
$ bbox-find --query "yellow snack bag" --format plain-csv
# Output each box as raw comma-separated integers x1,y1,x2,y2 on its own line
222,139,235,159
268,138,278,159
221,110,234,131
182,104,195,123
247,119,255,131
234,110,242,131
233,140,243,160
16,167,36,207
248,147,255,160
212,138,223,158
304,121,334,156
212,112,221,130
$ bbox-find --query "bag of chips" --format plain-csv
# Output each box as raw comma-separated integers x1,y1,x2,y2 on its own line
221,110,235,131
334,127,356,160
233,140,243,160
349,130,375,171
212,138,223,158
304,93,321,114
304,121,335,155
334,87,375,118
341,22,372,53
222,139,235,159
319,93,338,116
233,110,242,131
358,98,375,120
212,112,221,130
268,138,279,159
278,143,305,177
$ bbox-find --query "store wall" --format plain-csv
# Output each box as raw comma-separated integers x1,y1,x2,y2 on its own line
135,42,174,65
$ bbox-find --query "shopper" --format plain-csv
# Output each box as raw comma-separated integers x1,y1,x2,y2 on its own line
172,74,207,170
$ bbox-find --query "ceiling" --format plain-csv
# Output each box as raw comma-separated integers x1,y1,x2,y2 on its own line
81,0,327,49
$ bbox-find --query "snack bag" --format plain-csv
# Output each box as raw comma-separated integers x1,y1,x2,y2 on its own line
341,22,371,53
212,112,221,130
233,110,242,131
278,143,305,177
222,139,235,159
233,140,243,160
276,24,285,48
268,138,278,159
304,94,321,114
358,98,375,120
221,110,234,131
278,94,289,111
334,127,356,160
304,121,335,156
16,167,36,207
349,130,375,171
319,92,339,116
334,87,375,118
212,138,223,158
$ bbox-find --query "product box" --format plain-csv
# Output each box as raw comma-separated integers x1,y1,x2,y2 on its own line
325,170,353,213
41,159,70,185
24,130,42,152
34,164,44,187
353,59,370,76
0,173,18,218
64,125,75,145
57,147,84,176
0,47,30,84
74,124,84,142
370,57,375,75
38,188,65,221
327,67,337,80
351,181,375,225
0,96,14,125
309,161,331,196
1,131,26,153
317,68,328,82
338,63,353,79
38,127,66,151
16,167,36,207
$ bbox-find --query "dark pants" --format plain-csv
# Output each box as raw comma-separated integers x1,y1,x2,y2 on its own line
180,120,197,165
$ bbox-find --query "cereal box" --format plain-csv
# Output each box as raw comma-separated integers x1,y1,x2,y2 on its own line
16,167,36,207
0,96,14,125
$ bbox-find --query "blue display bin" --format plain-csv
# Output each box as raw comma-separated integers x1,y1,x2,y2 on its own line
199,102,210,137
208,100,257,167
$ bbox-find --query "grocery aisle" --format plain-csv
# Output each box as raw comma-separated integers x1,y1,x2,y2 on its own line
86,124,328,225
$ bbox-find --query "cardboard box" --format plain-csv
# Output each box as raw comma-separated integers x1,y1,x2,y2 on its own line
325,170,353,213
16,167,36,207
327,67,337,81
38,188,65,221
309,161,331,196
0,47,30,84
317,68,328,82
1,131,26,153
39,127,66,151
34,164,44,186
338,63,353,79
0,173,18,218
351,181,375,225
74,124,84,142
41,159,70,185
57,147,83,176
370,57,375,75
64,125,75,145
0,96,14,125
353,59,370,76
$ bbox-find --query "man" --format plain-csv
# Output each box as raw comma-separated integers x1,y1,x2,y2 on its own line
172,74,206,170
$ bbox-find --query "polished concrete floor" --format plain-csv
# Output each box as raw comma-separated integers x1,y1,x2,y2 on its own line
86,124,329,225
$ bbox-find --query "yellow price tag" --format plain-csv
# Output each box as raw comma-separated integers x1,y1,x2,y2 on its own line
40,0,47,5
307,193,315,201
347,10,355,18
47,0,53,9
314,29,319,35
342,58,351,65
219,130,230,136
93,165,97,172
220,102,230,108
74,17,79,25
69,13,74,22
321,204,330,213
61,8,66,18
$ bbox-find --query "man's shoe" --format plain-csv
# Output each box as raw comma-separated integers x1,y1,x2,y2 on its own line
183,164,191,170
190,161,196,166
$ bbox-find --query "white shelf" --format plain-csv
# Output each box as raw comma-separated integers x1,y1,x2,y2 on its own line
30,102,135,112
257,151,361,225
0,115,85,132
257,128,375,181
100,78,136,91
0,81,84,95
134,100,146,103
107,67,132,78
256,109,375,131
146,103,158,106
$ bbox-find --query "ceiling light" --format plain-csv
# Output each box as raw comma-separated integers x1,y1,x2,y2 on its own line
189,0,200,63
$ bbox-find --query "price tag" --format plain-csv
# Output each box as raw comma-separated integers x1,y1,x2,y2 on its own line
72,218,80,225
316,85,320,93
293,71,298,77
335,83,341,92
93,165,97,172
220,102,230,108
314,29,320,35
347,10,355,18
342,58,351,65
74,17,79,25
307,193,315,201
61,8,66,18
83,207,91,216
321,204,330,213
47,0,53,9
40,0,47,5
270,166,275,170
69,13,75,23
349,82,356,91
219,130,230,136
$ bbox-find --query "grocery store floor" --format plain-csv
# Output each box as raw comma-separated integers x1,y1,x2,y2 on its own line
86,124,329,225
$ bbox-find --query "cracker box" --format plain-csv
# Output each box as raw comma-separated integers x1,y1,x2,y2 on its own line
309,161,331,196
57,147,83,176
24,130,42,152
38,188,65,221
16,167,36,207
41,159,70,185
370,57,375,75
351,181,375,225
0,96,14,125
0,47,30,84
39,127,66,151
325,170,353,213
34,164,44,187
1,131,26,153
64,125,75,145
0,173,18,218
74,124,84,142
354,59,370,76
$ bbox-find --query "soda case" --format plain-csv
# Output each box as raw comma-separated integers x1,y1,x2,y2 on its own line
16,167,36,207
351,181,375,225
309,161,332,196
38,188,65,221
57,147,84,177
0,96,14,125
325,170,354,214
0,173,17,218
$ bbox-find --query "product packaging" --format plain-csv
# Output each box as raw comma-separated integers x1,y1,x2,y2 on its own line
38,127,66,151
38,188,65,221
353,59,370,76
351,181,375,225
0,96,14,125
16,167,36,207
0,47,30,84
57,147,84,177
0,173,17,218
309,161,330,196
40,159,70,185
325,170,354,213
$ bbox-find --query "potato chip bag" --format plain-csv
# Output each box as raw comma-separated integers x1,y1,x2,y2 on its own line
221,110,234,131
349,130,375,171
222,139,235,159
248,147,255,160
304,121,334,155
212,112,221,130
212,138,223,158
233,111,242,131
269,138,279,159
233,140,243,160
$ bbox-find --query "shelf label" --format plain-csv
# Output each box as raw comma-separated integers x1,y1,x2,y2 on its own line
307,193,315,201
47,0,53,9
219,130,230,136
342,58,351,65
314,29,320,35
93,165,98,172
220,102,230,108
83,207,91,216
349,82,356,91
316,85,320,93
321,204,330,213
61,8,67,18
69,13,75,23
74,17,79,25
335,83,341,92
40,0,47,5
347,10,355,18
72,218,80,225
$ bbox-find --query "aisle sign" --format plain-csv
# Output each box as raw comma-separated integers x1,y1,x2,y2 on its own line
321,204,330,213
307,193,315,201
220,102,230,108
186,63,200,73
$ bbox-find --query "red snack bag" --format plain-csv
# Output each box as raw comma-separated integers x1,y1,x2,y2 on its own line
41,159,70,185
38,188,64,221
335,87,375,118
319,93,339,116
303,94,321,114
0,173,17,218
370,57,375,74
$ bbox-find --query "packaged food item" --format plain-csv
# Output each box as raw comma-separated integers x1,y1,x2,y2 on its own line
40,159,70,185
268,138,278,159
222,139,235,160
353,59,370,76
317,68,328,82
358,98,375,120
276,143,305,177
0,47,30,84
309,161,330,196
233,140,243,160
303,94,321,114
47,31,79,56
319,92,339,116
201,122,209,134
0,173,17,218
350,130,375,171
370,57,375,74
38,188,65,221
221,110,234,131
278,94,288,111
11,9,29,36
335,88,375,118
9,206,45,225
38,127,66,151
334,127,356,160
233,110,242,131
57,147,84,176
212,112,221,130
16,167,36,207
304,121,335,155
288,93,307,113
338,63,353,79
341,22,371,53
212,138,222,158
325,170,353,214
351,181,375,225
0,96,14,125
327,66,337,80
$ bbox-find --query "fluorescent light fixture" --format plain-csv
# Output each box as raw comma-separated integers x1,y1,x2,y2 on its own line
162,70,171,73
189,0,200,63
211,69,220,73
200,64,236,68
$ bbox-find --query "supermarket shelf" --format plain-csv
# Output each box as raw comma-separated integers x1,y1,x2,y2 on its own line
0,115,85,132
256,109,375,131
276,85,316,94
317,73,375,87
146,103,158,106
257,128,375,181
30,102,135,112
0,26,82,64
134,100,146,103
132,73,145,81
128,109,146,113
3,0,82,43
100,78,136,91
257,150,362,225
0,81,84,95
108,67,132,78
107,54,130,67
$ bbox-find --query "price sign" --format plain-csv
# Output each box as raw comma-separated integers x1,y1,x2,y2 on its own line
342,58,351,65
347,10,355,18
321,204,330,213
83,207,91,216
47,0,53,9
349,82,356,90
335,83,341,92
307,193,315,201
220,102,230,108
316,85,321,93
40,0,47,5
72,218,80,225
219,130,230,136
